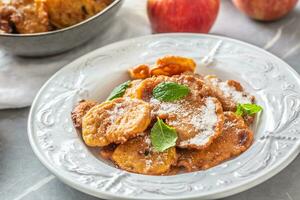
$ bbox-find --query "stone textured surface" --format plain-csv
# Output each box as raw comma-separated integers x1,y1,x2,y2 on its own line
0,0,299,200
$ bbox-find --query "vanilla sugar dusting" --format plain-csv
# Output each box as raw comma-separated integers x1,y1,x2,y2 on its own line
209,77,252,104
150,98,182,115
145,159,153,170
108,103,124,122
219,81,252,104
180,97,218,146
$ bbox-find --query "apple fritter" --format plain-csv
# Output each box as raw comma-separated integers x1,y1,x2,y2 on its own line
204,75,255,124
82,98,151,147
150,56,196,77
112,135,177,175
71,99,97,129
9,0,50,33
178,111,254,171
166,97,224,149
134,74,210,102
133,74,223,149
45,0,112,28
204,75,255,111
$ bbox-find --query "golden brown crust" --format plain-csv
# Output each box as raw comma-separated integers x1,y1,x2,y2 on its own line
204,75,256,124
71,100,97,129
45,0,112,28
0,3,16,33
0,0,112,33
204,75,255,111
8,0,51,34
133,75,218,147
123,79,143,98
170,97,224,150
128,64,150,80
150,56,196,76
82,98,151,147
99,144,117,160
134,74,211,103
178,111,254,171
112,135,177,175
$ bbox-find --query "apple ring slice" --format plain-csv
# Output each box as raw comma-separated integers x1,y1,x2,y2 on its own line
82,98,151,147
204,75,255,111
150,55,196,76
164,97,224,149
134,74,210,103
204,75,255,124
178,111,254,171
112,135,177,175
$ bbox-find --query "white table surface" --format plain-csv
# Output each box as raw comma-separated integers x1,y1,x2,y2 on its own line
0,0,300,199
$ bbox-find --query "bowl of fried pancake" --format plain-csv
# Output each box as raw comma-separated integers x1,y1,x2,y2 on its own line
0,0,123,56
72,55,261,175
28,34,300,200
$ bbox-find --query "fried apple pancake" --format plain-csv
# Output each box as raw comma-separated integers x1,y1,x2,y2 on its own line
166,97,224,149
71,100,97,129
149,97,224,149
178,112,254,171
133,74,222,149
204,75,255,124
134,74,211,102
204,75,255,111
82,98,151,147
112,135,177,175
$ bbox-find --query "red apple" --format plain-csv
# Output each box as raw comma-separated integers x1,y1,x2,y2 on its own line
147,0,220,33
232,0,298,21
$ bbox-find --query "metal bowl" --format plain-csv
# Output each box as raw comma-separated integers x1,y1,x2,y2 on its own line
0,0,123,57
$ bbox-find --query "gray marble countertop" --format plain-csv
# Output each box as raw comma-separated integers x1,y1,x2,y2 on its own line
0,0,300,200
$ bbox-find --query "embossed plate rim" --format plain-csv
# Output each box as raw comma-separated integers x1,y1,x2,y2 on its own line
28,33,300,200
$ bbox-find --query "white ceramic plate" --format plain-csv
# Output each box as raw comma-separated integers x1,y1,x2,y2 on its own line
28,34,300,200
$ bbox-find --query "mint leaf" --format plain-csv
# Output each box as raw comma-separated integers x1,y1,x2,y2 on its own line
235,103,263,116
150,118,178,152
107,81,131,101
153,82,190,102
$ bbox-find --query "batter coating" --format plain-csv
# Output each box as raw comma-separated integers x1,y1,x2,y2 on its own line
204,75,255,124
71,100,97,129
0,0,50,33
150,56,196,77
82,98,151,147
45,0,112,28
178,112,254,171
204,75,255,111
112,135,177,175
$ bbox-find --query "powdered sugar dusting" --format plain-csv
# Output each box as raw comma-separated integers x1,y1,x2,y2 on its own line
108,103,124,122
219,81,252,104
180,97,218,146
150,98,182,115
210,77,252,104
145,159,153,170
145,136,151,146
